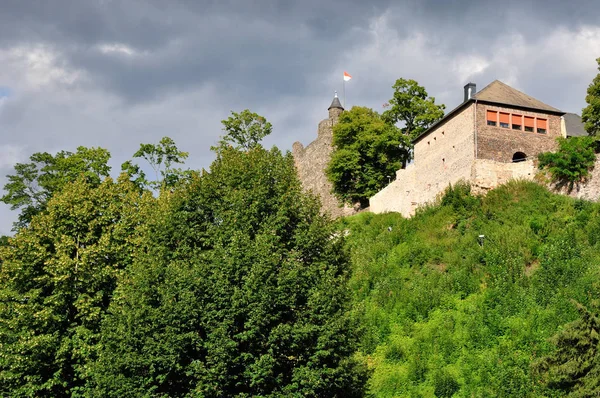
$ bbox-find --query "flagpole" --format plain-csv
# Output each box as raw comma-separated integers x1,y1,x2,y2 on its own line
343,77,346,108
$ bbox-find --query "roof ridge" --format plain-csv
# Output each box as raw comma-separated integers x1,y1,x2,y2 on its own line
473,80,562,113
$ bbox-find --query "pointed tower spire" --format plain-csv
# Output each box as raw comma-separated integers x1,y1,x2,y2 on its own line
328,91,344,123
328,91,344,111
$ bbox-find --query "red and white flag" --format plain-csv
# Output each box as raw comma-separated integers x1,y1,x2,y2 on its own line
343,71,352,81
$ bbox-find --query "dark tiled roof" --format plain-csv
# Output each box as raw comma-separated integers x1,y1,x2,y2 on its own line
474,80,562,113
413,80,564,143
328,94,344,110
563,113,588,137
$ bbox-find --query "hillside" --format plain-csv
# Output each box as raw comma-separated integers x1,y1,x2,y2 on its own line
341,181,600,397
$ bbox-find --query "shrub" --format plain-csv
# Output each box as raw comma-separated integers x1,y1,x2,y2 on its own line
538,136,597,185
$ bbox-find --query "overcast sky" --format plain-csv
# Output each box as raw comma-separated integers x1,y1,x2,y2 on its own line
1,0,600,234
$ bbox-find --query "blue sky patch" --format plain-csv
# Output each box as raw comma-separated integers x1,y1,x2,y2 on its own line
0,87,12,98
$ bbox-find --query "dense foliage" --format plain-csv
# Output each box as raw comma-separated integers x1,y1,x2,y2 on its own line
382,78,445,141
582,57,600,136
219,109,273,150
1,147,111,230
0,113,367,396
340,181,600,396
535,301,600,397
89,144,367,396
326,106,411,207
538,136,597,186
0,176,152,396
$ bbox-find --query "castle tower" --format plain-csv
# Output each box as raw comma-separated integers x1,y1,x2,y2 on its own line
328,91,344,123
291,92,356,218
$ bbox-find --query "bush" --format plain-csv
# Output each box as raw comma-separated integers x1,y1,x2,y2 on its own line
538,136,597,185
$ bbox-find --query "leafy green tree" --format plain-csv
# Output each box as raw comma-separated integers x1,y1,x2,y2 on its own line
90,144,367,396
382,78,445,141
582,57,600,136
535,301,600,397
1,147,111,230
538,136,598,187
121,136,190,191
0,176,152,397
326,106,412,207
219,109,273,150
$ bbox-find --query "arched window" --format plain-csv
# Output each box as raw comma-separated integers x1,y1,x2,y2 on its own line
512,152,527,162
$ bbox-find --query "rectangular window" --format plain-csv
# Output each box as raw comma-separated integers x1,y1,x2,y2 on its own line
511,114,522,130
486,110,497,126
537,118,547,134
499,112,510,128
524,116,534,132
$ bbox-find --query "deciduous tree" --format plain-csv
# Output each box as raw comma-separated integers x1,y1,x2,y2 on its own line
0,176,152,397
219,109,273,150
121,136,190,191
382,78,445,141
90,142,367,396
326,106,412,207
1,147,111,230
582,57,600,136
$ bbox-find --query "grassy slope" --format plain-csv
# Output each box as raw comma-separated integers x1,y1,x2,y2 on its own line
340,181,600,397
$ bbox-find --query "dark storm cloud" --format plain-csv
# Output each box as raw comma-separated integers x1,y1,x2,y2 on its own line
0,0,392,103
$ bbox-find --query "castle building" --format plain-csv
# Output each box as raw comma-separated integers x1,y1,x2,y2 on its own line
370,80,584,217
292,93,357,218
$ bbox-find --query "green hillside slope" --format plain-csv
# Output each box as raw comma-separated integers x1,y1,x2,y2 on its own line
341,181,600,397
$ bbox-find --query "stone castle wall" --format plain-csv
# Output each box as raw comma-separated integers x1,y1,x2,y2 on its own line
292,108,356,218
370,103,476,215
471,158,536,194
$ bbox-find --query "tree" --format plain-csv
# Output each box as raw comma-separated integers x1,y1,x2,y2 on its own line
382,78,445,141
538,136,598,188
219,109,273,150
1,147,111,230
582,57,600,136
89,144,368,396
535,301,600,396
0,176,153,397
326,106,412,208
121,136,190,191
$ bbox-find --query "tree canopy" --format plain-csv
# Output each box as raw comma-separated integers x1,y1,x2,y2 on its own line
535,301,600,396
1,147,111,230
326,106,412,207
538,136,598,188
582,57,600,136
0,176,152,396
121,136,190,191
218,109,273,150
382,78,445,141
89,143,367,396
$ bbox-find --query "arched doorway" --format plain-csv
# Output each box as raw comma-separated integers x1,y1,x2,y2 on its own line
512,152,527,162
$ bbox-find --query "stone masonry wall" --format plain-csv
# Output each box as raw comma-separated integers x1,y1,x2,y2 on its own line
548,154,600,201
292,109,356,218
370,103,476,216
471,158,536,195
476,103,561,162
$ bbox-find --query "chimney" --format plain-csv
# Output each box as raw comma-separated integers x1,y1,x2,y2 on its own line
464,82,476,102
